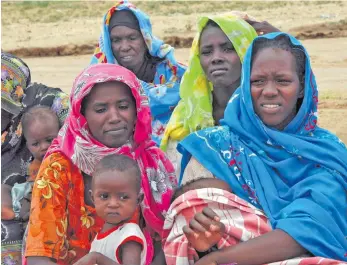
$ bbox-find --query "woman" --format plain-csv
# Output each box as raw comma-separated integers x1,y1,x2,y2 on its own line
1,52,69,265
25,64,176,265
91,1,186,145
159,13,258,176
174,32,347,264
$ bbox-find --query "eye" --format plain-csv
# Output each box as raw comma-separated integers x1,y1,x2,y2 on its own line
111,38,120,43
129,35,138,41
31,142,39,147
277,79,291,85
119,195,129,200
200,49,212,56
118,103,129,110
251,79,265,86
99,193,109,200
224,46,234,52
46,138,54,144
95,108,106,113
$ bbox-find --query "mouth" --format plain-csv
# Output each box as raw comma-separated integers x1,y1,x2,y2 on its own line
104,127,126,136
260,103,282,113
107,212,120,217
120,56,133,62
210,68,228,76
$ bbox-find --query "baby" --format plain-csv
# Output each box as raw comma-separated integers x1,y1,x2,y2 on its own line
74,154,147,265
11,105,60,223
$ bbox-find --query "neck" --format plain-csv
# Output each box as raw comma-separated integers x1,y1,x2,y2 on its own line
212,79,240,124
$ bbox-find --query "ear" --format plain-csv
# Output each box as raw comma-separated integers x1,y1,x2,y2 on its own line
89,189,95,204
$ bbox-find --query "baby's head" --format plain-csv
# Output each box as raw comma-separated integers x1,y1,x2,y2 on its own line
21,105,60,162
171,177,232,203
92,154,142,226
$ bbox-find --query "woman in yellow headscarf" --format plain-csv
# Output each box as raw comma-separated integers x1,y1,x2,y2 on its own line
160,13,264,177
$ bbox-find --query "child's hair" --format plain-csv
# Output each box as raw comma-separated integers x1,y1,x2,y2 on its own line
93,154,142,193
21,105,60,137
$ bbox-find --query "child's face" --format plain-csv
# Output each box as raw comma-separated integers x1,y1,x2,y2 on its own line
25,119,60,162
92,168,139,226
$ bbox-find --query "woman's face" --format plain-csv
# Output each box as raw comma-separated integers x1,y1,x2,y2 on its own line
110,26,147,73
199,25,242,89
251,47,303,130
83,81,137,148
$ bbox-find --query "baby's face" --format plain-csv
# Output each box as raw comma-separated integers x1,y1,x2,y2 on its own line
25,120,59,162
92,169,139,226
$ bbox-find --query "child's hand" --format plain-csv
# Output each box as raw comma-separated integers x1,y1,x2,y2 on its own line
183,207,225,252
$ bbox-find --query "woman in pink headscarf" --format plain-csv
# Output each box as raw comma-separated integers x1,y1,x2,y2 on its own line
25,64,176,265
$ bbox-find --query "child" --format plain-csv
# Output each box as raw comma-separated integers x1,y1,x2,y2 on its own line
11,105,60,224
73,154,147,265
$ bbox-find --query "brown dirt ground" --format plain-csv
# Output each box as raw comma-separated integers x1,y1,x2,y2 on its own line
2,1,347,143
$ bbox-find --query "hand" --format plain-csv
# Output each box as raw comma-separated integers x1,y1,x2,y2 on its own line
1,206,15,220
194,252,219,265
183,207,225,252
19,194,32,221
245,19,280,35
73,252,99,265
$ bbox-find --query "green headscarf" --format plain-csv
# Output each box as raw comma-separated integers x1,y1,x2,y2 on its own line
160,13,257,150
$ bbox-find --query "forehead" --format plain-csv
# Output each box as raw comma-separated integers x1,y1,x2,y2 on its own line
93,169,138,189
25,118,59,138
87,81,133,103
200,25,231,47
110,25,141,37
252,47,296,72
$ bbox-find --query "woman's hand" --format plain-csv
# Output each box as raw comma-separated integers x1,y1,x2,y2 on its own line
245,19,281,35
19,192,32,222
1,184,15,220
183,207,225,252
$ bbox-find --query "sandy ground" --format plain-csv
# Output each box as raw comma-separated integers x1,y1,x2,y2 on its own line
2,1,347,143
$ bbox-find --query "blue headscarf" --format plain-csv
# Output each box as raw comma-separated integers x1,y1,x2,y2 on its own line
91,1,186,145
178,32,347,260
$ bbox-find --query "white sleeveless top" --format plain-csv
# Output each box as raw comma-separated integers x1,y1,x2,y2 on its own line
90,222,147,265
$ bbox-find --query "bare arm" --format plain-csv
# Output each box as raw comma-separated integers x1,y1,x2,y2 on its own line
196,229,307,265
73,252,119,265
1,183,15,220
121,241,143,265
27,256,57,265
151,238,166,265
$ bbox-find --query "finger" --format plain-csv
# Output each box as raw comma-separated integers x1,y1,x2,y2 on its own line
244,18,258,25
183,225,198,240
189,218,208,233
202,207,220,222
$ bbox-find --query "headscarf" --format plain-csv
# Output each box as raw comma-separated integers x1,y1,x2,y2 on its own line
46,64,176,235
160,13,257,150
178,33,347,260
91,1,186,145
109,9,141,32
1,53,69,187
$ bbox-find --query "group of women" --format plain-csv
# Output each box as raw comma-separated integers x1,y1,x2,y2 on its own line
1,1,346,265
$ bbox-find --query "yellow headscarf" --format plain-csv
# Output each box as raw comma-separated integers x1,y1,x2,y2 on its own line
160,13,257,150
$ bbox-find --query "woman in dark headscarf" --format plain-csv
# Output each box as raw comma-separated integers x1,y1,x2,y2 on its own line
1,52,69,265
91,1,186,145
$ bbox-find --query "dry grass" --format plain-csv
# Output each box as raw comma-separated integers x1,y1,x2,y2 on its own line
2,0,343,25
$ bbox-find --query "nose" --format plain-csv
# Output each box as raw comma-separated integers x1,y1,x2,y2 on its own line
107,106,121,124
39,141,50,153
211,50,224,65
119,39,131,52
262,81,279,98
108,196,120,208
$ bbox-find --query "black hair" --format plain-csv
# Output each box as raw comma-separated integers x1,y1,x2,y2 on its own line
93,154,142,193
21,105,60,138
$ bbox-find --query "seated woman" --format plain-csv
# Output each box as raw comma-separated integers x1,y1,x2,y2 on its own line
160,13,278,176
25,64,176,265
1,52,69,265
91,1,186,145
170,32,347,264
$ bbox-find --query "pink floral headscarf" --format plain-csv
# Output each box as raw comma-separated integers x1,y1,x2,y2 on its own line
47,64,176,235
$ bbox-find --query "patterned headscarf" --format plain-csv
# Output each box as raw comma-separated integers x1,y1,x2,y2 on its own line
1,52,31,116
160,13,257,150
178,33,347,260
46,64,176,235
91,1,186,145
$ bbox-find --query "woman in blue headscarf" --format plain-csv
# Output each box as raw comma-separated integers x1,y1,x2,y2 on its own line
91,1,186,145
176,32,347,264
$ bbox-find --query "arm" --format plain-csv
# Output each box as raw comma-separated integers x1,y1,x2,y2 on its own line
73,252,119,265
151,239,166,265
196,229,306,265
27,256,57,265
121,241,143,265
1,183,15,220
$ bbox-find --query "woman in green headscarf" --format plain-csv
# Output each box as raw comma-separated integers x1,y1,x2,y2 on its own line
160,13,268,177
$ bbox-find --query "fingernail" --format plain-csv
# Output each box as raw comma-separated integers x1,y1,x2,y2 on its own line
205,231,212,237
210,224,217,230
214,216,220,221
